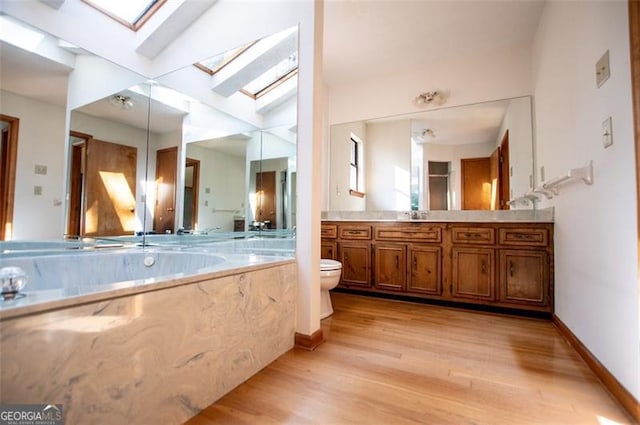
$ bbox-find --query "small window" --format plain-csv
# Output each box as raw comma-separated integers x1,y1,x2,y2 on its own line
82,0,166,31
349,136,364,198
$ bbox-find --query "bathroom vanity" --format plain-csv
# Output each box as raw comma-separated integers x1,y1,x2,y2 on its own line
321,219,554,314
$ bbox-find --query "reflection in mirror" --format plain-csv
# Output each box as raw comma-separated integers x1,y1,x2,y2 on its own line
329,96,533,212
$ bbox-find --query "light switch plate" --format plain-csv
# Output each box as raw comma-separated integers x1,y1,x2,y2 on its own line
33,185,42,195
602,116,613,148
34,164,47,175
596,50,610,88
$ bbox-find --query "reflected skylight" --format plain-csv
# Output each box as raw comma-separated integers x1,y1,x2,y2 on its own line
243,53,298,96
197,43,254,75
83,0,163,29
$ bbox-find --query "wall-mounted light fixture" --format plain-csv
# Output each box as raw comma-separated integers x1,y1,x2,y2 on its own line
414,90,445,107
109,94,134,110
421,128,436,138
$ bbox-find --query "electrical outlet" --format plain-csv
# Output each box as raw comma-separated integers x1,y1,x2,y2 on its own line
33,185,42,195
602,116,613,148
596,50,610,88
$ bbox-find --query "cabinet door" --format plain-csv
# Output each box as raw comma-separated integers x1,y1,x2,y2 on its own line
339,242,371,288
321,241,337,260
499,250,549,306
408,246,442,295
452,247,495,300
374,244,406,291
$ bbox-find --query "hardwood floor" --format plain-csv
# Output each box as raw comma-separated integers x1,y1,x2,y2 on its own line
185,293,635,425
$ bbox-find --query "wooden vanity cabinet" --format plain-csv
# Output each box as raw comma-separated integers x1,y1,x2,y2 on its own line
321,223,338,260
321,220,554,314
334,223,372,289
407,245,442,295
373,243,406,291
451,247,495,301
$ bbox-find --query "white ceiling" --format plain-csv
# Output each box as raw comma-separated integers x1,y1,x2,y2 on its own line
322,0,545,86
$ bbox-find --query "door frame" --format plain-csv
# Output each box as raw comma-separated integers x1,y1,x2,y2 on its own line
0,114,19,240
184,157,200,230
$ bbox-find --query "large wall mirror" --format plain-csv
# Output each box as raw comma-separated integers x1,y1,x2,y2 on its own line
0,14,298,242
329,96,534,212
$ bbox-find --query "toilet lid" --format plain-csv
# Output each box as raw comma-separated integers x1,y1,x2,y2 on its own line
320,259,342,271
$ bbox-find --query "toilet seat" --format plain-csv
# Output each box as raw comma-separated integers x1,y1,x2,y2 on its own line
320,259,342,271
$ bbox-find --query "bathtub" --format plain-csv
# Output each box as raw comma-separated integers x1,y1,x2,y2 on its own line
0,246,297,424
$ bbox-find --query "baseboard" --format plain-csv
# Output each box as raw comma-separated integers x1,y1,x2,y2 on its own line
552,315,639,423
294,329,324,351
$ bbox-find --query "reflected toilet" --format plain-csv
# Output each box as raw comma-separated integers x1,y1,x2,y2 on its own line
320,259,342,319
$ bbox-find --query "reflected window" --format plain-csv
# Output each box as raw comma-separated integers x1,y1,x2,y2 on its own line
82,0,165,30
195,42,255,75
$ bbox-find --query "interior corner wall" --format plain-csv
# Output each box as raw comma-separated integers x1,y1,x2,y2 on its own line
1,91,66,240
532,1,639,399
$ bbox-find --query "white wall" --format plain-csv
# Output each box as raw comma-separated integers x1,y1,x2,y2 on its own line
0,90,66,240
325,46,533,211
366,120,411,211
532,1,639,399
185,144,245,233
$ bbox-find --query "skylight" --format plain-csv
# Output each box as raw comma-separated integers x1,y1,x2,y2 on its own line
82,0,165,30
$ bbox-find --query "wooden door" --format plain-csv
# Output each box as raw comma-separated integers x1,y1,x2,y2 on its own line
374,244,406,291
500,131,510,210
461,157,491,210
256,171,276,228
154,147,177,234
408,246,442,295
0,115,18,241
183,158,200,231
339,242,371,288
84,139,137,237
451,247,495,301
490,147,500,210
499,250,548,306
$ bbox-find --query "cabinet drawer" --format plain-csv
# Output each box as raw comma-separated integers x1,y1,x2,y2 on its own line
452,227,495,245
374,226,442,243
339,225,372,240
321,224,337,239
499,228,548,246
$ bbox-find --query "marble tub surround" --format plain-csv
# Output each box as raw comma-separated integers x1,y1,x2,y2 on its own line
0,249,293,320
0,261,297,425
322,207,554,222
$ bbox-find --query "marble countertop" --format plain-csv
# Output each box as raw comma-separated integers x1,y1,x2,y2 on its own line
321,208,554,223
0,254,295,321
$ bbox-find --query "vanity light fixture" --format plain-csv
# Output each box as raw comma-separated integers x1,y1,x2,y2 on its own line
421,128,436,138
110,94,134,110
414,91,445,107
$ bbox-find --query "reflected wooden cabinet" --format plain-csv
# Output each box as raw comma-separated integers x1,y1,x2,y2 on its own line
321,220,554,314
451,247,495,301
408,246,442,295
373,244,406,291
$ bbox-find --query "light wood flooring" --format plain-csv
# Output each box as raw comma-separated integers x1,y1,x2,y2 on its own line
185,292,635,425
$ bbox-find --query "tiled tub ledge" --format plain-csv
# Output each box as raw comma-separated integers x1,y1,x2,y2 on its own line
0,252,297,424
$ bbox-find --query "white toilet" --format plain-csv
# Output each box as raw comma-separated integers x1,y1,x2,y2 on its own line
320,259,342,319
